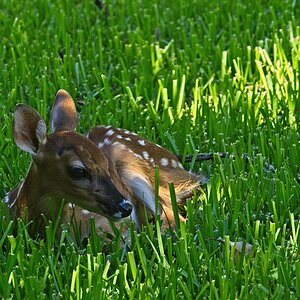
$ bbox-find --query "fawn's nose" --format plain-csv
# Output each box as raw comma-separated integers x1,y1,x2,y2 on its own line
118,200,132,217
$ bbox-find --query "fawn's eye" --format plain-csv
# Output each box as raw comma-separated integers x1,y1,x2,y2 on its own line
67,166,91,181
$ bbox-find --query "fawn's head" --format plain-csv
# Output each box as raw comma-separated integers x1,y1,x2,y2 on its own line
13,89,132,220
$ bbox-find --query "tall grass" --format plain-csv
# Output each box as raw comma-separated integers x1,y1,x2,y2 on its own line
0,0,299,298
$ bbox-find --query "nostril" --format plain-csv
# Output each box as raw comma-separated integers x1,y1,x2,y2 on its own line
118,200,132,216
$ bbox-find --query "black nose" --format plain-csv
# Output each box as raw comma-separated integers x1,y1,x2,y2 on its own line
118,200,132,217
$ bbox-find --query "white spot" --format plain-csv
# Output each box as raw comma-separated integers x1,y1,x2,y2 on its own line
68,203,75,209
98,142,104,148
156,144,162,148
116,135,123,139
150,158,155,167
124,130,130,134
143,151,149,160
81,209,90,215
131,132,137,136
160,158,169,166
138,140,146,146
104,138,111,145
106,129,114,136
171,159,178,168
105,125,112,129
178,162,184,169
124,137,132,141
134,153,143,160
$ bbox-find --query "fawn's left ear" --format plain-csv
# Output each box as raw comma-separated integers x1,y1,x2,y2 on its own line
13,104,47,155
50,89,78,133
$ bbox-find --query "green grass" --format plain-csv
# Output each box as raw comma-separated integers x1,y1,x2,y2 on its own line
0,0,300,298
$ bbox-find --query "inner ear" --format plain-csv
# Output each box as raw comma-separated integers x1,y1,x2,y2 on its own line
13,104,47,155
51,89,78,133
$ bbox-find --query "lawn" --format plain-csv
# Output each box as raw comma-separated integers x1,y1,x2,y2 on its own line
0,0,299,298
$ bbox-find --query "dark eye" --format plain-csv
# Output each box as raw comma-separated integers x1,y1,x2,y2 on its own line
67,166,91,181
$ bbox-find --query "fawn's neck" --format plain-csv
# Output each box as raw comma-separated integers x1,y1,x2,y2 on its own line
16,163,63,221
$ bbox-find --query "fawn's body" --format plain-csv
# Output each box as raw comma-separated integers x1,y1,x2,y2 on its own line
4,90,204,238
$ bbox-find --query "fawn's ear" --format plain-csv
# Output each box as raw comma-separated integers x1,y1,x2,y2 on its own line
13,104,47,155
50,89,78,133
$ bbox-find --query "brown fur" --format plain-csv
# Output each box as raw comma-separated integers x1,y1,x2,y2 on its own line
4,90,205,239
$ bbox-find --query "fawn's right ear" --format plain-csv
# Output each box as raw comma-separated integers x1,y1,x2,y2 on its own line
50,89,78,133
13,104,47,155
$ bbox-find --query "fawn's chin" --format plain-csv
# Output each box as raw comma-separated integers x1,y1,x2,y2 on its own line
95,201,132,220
100,211,124,221
85,205,123,221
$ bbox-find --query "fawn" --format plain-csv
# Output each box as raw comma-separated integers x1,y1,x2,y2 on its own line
4,90,205,238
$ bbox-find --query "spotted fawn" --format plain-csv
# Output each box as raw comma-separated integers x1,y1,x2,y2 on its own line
4,90,205,238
